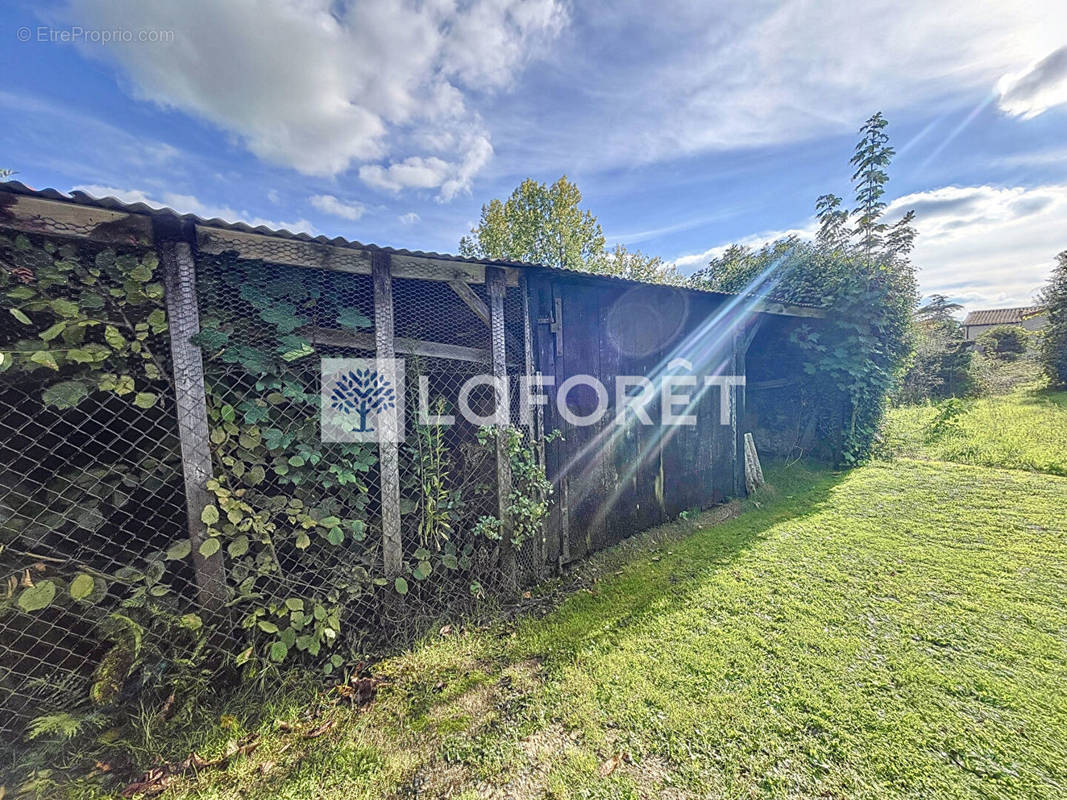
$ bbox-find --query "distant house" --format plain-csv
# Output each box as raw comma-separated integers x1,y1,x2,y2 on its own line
962,306,1047,341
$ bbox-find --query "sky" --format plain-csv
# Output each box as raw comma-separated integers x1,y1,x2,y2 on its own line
2,0,1066,312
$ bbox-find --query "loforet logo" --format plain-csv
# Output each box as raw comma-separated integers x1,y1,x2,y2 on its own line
321,358,404,442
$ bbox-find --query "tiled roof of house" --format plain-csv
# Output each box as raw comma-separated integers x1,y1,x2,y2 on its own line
963,306,1045,327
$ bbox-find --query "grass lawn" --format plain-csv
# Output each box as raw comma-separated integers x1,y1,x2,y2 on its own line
68,456,1067,800
881,384,1067,476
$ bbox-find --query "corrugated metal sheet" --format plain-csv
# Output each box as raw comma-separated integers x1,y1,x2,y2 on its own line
963,306,1045,326
0,180,823,310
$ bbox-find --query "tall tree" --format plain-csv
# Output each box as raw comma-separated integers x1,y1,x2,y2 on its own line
849,112,894,263
459,176,607,272
915,294,963,324
1038,250,1067,387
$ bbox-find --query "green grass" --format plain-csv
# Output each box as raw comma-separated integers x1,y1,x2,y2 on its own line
49,457,1067,799
881,384,1067,475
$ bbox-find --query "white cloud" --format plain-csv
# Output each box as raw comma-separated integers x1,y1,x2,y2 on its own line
887,184,1067,310
64,0,565,198
510,0,1067,171
359,132,493,200
309,194,365,221
996,46,1067,119
672,183,1067,311
74,184,315,233
399,212,421,225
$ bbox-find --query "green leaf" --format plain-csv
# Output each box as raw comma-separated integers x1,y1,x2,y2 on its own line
30,350,59,371
41,380,88,409
394,577,409,595
18,581,57,612
326,526,344,546
9,307,31,325
199,538,221,557
50,298,80,318
236,646,254,666
257,620,279,634
180,613,203,632
295,532,311,549
441,553,459,570
336,307,371,331
228,535,250,558
133,392,158,409
413,547,431,561
147,308,167,333
201,505,220,525
318,515,342,528
39,321,67,342
69,573,95,601
285,598,304,611
269,641,288,662
166,540,192,560
104,325,126,351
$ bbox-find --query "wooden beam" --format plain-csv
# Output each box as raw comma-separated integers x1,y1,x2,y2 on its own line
751,299,825,318
160,239,226,614
448,280,491,326
487,266,517,592
0,193,153,246
304,327,494,365
372,252,403,580
195,225,522,285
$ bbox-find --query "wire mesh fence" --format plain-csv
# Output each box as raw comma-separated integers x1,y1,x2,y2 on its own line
0,227,551,741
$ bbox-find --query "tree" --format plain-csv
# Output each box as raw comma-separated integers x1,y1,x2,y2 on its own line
815,194,850,252
689,111,918,463
915,294,963,324
850,112,893,263
459,176,607,272
603,243,683,285
1038,251,1067,386
0,168,13,179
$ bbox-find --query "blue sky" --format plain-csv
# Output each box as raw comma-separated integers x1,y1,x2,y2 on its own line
2,0,1066,311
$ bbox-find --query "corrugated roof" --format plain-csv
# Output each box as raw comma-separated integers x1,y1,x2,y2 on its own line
0,180,823,312
963,306,1046,327
0,179,547,271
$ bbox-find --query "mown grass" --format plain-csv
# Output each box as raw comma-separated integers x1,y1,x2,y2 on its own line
881,384,1067,475
48,456,1067,800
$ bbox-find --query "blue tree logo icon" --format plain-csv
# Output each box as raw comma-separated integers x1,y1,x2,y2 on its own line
329,368,396,433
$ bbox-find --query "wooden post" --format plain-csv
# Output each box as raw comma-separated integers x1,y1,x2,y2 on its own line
487,267,516,592
520,275,546,577
160,238,226,613
730,328,745,497
373,252,403,579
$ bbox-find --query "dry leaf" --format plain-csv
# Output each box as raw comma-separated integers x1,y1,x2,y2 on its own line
439,624,452,636
276,720,296,732
259,761,276,776
522,591,532,599
599,755,620,777
304,719,336,739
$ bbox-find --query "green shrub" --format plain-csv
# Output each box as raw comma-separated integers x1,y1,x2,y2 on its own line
976,325,1029,360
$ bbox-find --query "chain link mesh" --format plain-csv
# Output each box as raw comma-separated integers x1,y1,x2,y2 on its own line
0,229,549,741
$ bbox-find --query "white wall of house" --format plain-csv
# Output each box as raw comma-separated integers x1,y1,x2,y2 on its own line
963,314,1048,341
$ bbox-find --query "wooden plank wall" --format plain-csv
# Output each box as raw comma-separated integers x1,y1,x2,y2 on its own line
529,273,742,564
